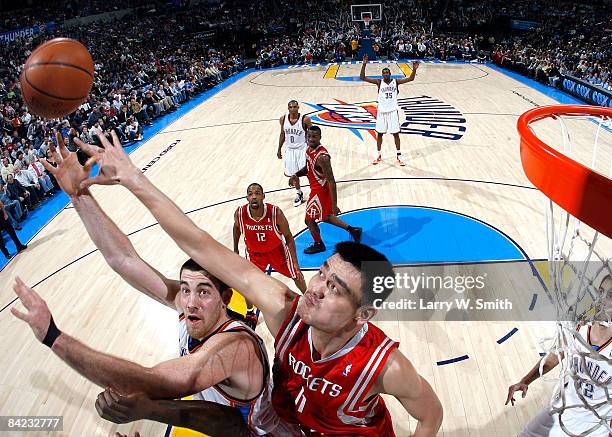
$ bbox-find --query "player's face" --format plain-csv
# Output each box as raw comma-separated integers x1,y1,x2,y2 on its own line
179,269,229,340
382,69,391,81
288,102,299,115
247,186,264,209
298,254,364,332
307,130,321,148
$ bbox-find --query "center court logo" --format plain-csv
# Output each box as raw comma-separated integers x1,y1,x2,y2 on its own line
304,96,467,141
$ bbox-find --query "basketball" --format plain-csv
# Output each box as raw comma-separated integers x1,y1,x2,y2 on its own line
20,38,94,119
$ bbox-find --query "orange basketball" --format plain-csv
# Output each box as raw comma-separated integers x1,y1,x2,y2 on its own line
20,38,94,119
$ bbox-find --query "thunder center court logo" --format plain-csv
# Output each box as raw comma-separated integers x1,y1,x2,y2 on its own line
304,95,467,141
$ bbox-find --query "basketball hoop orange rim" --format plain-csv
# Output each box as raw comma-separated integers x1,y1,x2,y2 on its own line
517,104,612,239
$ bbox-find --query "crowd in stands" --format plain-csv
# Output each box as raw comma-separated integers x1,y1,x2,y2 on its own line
0,0,609,257
253,0,610,94
0,2,247,257
491,1,611,91
0,0,155,32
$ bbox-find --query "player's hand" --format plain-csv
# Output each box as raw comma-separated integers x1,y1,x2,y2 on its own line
10,276,54,343
362,54,368,63
412,61,420,70
96,388,153,424
288,175,298,187
505,382,529,405
76,129,140,190
277,149,282,159
39,132,91,197
115,433,142,437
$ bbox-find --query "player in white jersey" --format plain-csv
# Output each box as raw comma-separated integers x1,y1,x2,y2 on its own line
360,55,420,166
11,133,299,437
506,275,612,436
277,100,312,206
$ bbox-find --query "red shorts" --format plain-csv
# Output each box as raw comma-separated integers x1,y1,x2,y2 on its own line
305,188,332,222
248,244,297,279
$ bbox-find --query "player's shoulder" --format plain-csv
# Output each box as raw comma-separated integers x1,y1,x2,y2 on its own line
316,148,331,161
280,114,286,124
198,322,260,352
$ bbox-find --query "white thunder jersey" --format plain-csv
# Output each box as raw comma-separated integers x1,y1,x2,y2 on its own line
179,316,291,436
283,113,307,149
377,79,399,113
554,324,612,435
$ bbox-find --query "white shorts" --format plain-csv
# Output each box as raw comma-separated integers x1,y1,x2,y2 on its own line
284,144,307,176
520,406,610,437
375,110,401,134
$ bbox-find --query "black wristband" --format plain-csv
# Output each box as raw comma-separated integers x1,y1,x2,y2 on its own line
42,316,62,348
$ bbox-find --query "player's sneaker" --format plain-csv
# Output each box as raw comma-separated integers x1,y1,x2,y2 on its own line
396,158,406,167
348,226,363,243
304,242,326,254
293,191,304,207
372,156,382,165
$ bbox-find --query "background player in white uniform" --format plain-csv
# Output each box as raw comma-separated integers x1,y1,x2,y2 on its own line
277,100,312,206
360,55,420,166
506,275,612,436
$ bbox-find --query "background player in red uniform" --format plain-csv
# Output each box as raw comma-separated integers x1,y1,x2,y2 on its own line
290,125,362,254
234,182,306,327
70,131,443,437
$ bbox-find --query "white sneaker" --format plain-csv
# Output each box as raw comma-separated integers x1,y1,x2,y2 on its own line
294,191,304,207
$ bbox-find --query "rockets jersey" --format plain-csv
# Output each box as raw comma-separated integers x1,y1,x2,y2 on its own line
306,145,330,192
179,316,295,436
272,298,399,436
377,79,399,113
284,113,307,149
237,203,284,254
551,324,612,435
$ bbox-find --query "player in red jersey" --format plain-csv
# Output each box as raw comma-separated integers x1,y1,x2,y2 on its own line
66,130,443,436
289,125,363,254
234,182,306,327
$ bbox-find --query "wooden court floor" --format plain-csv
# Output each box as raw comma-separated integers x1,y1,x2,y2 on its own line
1,62,610,436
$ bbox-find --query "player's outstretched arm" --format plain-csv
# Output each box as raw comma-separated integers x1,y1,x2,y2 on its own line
505,352,561,406
360,55,380,85
11,277,257,399
375,350,443,437
396,61,420,85
96,389,249,437
42,133,179,309
78,130,298,338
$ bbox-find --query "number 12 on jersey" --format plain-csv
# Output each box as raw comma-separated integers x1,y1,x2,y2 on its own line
256,232,266,242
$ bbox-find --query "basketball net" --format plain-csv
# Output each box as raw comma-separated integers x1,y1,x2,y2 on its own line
519,106,612,436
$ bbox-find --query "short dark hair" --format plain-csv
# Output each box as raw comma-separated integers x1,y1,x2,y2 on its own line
382,67,391,73
247,182,264,193
180,258,229,293
333,242,394,306
288,99,298,105
308,125,321,135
